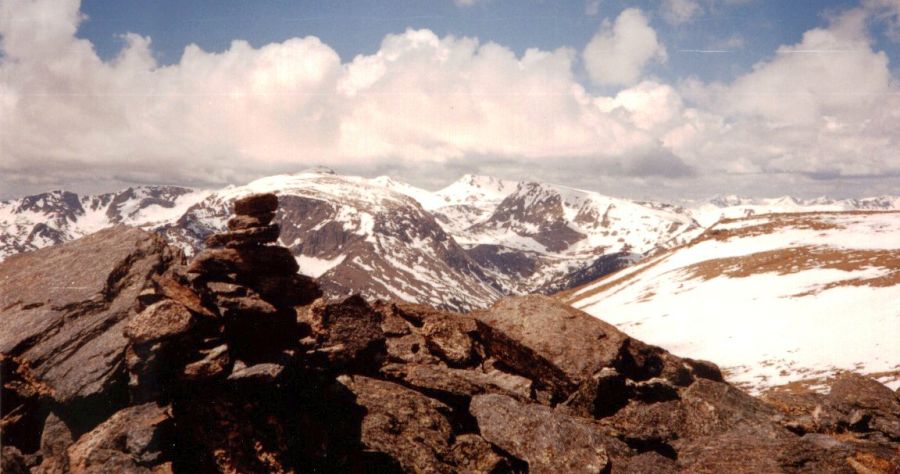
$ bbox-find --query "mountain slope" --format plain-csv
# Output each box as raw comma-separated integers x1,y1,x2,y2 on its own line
0,187,207,260
160,172,501,311
560,211,900,393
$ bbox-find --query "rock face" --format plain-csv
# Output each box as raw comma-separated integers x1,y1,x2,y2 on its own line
1,194,897,473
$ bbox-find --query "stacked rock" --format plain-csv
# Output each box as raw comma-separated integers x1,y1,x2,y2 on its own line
124,193,320,400
187,193,320,364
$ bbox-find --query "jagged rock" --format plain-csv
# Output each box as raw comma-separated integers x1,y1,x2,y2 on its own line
300,296,385,370
338,375,456,473
243,273,321,308
0,226,177,447
471,393,616,473
216,294,278,318
446,434,512,473
204,224,280,248
125,300,194,345
421,312,481,367
66,402,171,473
764,372,900,441
153,274,216,319
380,362,532,400
0,354,54,452
181,344,230,381
473,295,629,384
227,363,285,383
559,368,629,419
227,212,276,230
1,446,30,474
233,193,279,216
475,320,575,403
187,246,299,277
604,379,783,447
619,451,677,473
35,412,73,474
385,332,440,365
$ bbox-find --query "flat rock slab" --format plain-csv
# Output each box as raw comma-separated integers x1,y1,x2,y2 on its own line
204,224,280,248
227,213,275,231
233,193,278,216
473,295,629,385
187,246,298,277
0,226,176,404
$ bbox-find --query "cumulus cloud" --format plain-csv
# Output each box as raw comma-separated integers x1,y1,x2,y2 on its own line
661,0,703,25
1,0,899,199
583,9,667,87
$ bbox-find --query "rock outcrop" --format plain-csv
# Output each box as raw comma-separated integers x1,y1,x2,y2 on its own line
1,193,897,473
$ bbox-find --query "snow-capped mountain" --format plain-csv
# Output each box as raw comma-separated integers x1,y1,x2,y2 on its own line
560,211,900,394
4,170,899,313
688,195,900,227
160,172,501,311
451,181,701,294
0,186,207,260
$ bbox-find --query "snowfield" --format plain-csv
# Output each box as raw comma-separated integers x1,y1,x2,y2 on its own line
561,212,900,393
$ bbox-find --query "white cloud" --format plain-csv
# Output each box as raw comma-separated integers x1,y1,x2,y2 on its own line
0,0,899,199
583,9,667,87
585,0,601,17
662,0,703,25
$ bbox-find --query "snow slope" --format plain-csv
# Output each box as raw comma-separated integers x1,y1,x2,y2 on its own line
561,211,900,393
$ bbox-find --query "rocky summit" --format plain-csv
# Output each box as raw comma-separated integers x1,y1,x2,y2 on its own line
1,194,898,473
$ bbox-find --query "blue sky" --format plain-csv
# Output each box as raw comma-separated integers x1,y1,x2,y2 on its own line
77,0,886,85
2,0,900,200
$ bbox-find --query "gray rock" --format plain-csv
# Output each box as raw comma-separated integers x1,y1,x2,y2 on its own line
0,226,178,406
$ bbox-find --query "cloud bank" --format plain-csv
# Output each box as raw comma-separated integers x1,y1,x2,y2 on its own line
1,0,899,199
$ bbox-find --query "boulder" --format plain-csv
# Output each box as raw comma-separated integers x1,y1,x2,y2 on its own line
473,295,629,385
421,313,481,367
338,375,455,473
124,300,194,345
0,226,177,441
233,193,279,216
471,393,618,473
300,296,385,370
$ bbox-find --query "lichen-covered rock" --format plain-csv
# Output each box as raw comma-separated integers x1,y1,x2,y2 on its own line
471,393,616,473
125,300,194,345
338,375,456,473
301,296,385,370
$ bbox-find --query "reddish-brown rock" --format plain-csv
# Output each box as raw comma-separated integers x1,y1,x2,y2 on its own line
233,193,278,216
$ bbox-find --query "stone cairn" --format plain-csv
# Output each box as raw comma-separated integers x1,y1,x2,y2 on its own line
124,193,320,400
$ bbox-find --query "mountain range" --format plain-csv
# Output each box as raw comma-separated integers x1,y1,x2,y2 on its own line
2,169,899,313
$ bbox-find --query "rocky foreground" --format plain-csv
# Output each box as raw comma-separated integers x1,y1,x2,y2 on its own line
1,194,898,473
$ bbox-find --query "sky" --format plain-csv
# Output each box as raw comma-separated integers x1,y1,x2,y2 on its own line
2,0,900,200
